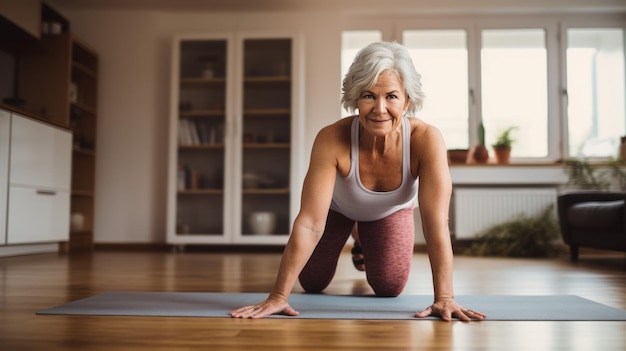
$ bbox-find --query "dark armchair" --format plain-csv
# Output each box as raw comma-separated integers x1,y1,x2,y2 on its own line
557,191,626,261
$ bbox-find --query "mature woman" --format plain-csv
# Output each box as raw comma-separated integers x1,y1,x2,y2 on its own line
231,41,486,322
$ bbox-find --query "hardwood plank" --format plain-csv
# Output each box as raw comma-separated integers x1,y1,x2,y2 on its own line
0,250,625,350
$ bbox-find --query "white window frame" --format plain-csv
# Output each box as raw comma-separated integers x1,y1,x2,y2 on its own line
475,17,560,163
343,13,626,164
395,18,475,151
558,15,626,161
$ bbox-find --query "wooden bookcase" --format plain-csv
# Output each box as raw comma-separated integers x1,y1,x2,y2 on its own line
68,38,98,251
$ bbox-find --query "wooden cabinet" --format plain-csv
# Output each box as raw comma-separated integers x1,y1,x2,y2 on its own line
0,0,42,39
167,33,303,246
16,33,98,251
6,113,72,244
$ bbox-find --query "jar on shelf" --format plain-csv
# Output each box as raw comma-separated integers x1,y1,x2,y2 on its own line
202,60,215,78
249,211,276,235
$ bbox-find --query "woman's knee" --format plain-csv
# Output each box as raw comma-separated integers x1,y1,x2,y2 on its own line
298,272,332,294
368,275,408,297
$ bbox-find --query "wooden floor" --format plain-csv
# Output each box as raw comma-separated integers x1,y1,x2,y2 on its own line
1,248,625,351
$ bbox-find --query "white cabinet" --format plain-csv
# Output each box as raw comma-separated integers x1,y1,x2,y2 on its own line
0,109,10,245
9,115,72,189
167,32,304,246
6,113,72,244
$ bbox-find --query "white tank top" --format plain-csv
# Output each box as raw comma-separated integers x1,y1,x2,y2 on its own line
330,116,418,221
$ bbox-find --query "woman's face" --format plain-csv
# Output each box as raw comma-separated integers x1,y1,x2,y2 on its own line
357,70,408,137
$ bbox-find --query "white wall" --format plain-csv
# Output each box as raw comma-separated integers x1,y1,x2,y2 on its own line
58,2,624,244
64,10,342,243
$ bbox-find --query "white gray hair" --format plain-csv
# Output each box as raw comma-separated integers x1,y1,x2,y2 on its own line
341,41,425,116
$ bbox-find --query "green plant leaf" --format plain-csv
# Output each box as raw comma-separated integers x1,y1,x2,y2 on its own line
463,204,566,257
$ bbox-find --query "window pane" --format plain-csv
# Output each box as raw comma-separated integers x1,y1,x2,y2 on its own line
341,31,382,117
403,30,469,149
567,28,625,158
481,29,548,157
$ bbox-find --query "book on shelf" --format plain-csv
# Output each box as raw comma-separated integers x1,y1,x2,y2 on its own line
178,164,204,190
178,118,218,146
178,119,192,146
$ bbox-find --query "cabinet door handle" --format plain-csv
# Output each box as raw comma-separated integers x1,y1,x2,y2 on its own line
36,189,57,196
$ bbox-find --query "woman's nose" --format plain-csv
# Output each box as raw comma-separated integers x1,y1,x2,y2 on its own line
374,98,386,113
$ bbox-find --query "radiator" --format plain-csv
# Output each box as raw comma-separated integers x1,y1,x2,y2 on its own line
453,188,557,239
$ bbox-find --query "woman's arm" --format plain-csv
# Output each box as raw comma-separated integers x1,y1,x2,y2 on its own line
413,123,486,322
269,126,339,298
415,125,455,301
230,125,340,318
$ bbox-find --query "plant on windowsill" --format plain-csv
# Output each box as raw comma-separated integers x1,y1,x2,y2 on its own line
492,126,516,164
470,122,489,163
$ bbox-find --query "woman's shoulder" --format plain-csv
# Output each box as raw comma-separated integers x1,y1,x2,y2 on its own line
310,117,352,168
407,117,446,147
317,116,353,138
330,115,355,129
407,117,441,135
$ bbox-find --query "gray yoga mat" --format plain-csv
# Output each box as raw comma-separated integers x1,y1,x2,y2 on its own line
37,292,626,321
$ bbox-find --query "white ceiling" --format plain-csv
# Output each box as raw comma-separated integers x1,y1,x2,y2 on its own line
47,0,626,14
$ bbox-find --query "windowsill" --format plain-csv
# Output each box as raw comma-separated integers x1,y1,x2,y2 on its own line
449,163,569,185
449,162,564,167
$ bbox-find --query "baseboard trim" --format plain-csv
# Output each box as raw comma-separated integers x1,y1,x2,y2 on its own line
94,243,430,254
94,243,171,252
93,243,286,253
0,243,59,257
93,243,623,258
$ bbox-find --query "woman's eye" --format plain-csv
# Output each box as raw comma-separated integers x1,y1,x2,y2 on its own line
362,94,375,99
387,94,398,99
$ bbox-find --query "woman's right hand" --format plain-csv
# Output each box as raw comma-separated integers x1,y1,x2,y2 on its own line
229,292,299,319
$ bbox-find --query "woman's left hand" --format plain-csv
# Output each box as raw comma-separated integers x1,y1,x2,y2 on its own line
415,299,487,322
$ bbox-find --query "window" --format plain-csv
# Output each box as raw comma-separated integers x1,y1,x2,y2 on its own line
566,28,625,158
481,29,548,158
342,17,626,163
341,31,382,117
403,30,469,149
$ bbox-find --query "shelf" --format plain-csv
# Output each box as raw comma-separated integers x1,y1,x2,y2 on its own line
72,61,97,79
181,77,226,84
244,108,290,116
178,189,224,195
244,76,290,84
243,142,290,149
243,188,290,195
179,144,225,150
179,110,224,117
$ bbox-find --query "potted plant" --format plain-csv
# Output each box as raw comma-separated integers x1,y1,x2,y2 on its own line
492,127,516,164
463,204,566,257
471,122,489,163
564,157,626,191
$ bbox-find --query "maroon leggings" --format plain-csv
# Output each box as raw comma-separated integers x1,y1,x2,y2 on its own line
298,208,415,297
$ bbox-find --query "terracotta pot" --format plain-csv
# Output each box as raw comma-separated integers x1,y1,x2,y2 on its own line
447,149,469,164
494,148,511,164
471,145,489,163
